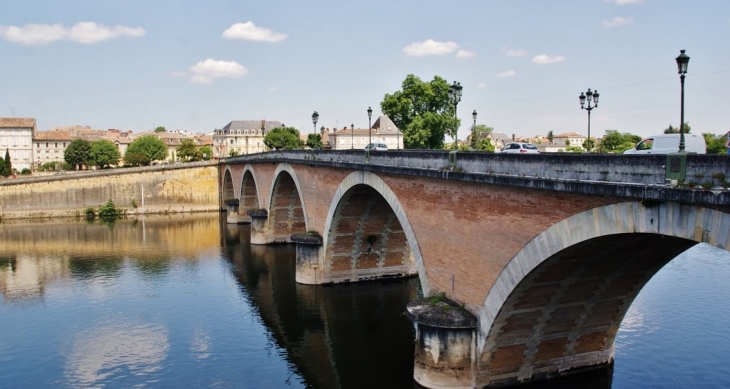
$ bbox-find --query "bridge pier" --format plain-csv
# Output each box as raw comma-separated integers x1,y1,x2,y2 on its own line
224,199,240,224
247,209,269,244
407,298,478,389
291,233,324,284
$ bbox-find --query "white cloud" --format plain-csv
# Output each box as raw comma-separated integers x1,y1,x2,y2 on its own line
477,82,487,88
455,49,475,59
222,21,287,42
532,54,565,65
188,59,248,84
402,39,459,57
0,22,145,46
602,16,633,27
69,22,146,44
496,70,517,78
502,47,527,57
604,0,643,4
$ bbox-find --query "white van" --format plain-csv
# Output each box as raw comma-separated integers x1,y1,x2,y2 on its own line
623,133,706,154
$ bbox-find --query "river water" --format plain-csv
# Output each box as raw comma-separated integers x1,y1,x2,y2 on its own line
0,214,728,389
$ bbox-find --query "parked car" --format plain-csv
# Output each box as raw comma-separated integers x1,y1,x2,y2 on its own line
364,143,388,151
623,133,706,154
498,142,539,154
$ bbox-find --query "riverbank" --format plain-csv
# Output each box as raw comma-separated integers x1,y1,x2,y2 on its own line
0,161,220,220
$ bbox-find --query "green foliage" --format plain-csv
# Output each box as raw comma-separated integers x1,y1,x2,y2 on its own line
154,126,166,133
306,133,322,149
20,168,31,175
85,207,96,220
98,199,123,220
547,130,554,143
124,135,167,166
176,139,203,162
3,149,11,176
582,138,596,152
39,161,57,172
380,74,458,149
264,126,303,150
228,150,237,157
64,139,92,169
89,139,120,168
596,130,641,153
470,124,493,149
664,123,691,134
703,133,728,154
475,138,495,152
565,145,584,153
200,145,212,160
0,156,8,177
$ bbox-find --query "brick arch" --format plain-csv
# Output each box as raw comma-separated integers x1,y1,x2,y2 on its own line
222,167,235,201
238,165,260,223
267,164,308,242
322,171,430,295
475,201,730,387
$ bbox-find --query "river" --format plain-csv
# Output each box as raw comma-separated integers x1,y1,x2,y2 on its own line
1,214,728,388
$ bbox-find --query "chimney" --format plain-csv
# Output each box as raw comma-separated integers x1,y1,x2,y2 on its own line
512,134,515,141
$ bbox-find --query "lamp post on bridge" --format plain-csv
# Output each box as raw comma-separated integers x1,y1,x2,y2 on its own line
579,88,599,152
367,106,373,147
448,81,462,149
471,110,477,149
351,123,354,149
676,49,690,153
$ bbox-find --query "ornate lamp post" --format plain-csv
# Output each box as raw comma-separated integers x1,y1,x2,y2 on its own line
351,123,354,149
367,106,373,147
579,88,599,152
471,110,477,149
311,111,319,136
676,50,690,153
448,81,462,148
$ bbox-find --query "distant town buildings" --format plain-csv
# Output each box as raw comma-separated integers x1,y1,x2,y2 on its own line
0,118,36,171
325,116,403,150
212,120,282,158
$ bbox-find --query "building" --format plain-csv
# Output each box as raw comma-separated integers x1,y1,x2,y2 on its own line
213,120,283,158
552,132,586,148
0,118,36,171
33,130,72,168
327,115,403,150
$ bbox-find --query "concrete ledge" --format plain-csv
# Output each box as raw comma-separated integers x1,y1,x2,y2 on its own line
407,298,477,329
291,233,323,245
246,209,268,218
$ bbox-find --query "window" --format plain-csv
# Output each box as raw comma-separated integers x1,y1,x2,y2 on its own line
244,130,248,135
55,142,58,147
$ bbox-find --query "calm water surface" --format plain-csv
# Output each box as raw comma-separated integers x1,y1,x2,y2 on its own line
1,214,728,388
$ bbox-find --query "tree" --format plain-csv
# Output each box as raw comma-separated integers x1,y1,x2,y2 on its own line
200,145,212,160
176,139,202,162
703,133,728,154
596,130,641,153
64,139,92,170
0,156,7,177
565,145,584,153
4,149,11,176
154,126,166,133
124,135,167,166
582,138,596,152
264,127,303,150
89,139,120,168
470,124,493,149
475,138,495,152
380,74,458,149
664,123,691,134
306,133,322,149
547,130,554,144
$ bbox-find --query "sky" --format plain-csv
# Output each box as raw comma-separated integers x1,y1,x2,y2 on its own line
2,0,729,140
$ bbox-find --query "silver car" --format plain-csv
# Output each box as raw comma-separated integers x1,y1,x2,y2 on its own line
499,142,539,154
364,143,388,151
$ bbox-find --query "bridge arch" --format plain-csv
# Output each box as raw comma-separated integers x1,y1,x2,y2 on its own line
222,167,235,201
475,201,730,386
266,163,309,242
237,165,260,223
322,171,430,294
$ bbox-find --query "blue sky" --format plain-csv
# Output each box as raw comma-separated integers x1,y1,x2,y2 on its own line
2,0,729,140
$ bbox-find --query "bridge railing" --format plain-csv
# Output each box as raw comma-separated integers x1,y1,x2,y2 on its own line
225,150,730,186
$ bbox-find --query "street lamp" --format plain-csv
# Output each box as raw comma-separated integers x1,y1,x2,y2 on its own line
448,81,462,149
579,88,599,152
351,123,354,149
676,49,690,153
471,110,477,149
367,106,373,147
311,111,319,135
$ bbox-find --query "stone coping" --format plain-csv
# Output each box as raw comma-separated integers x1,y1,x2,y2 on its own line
246,209,268,218
290,233,323,245
406,298,477,329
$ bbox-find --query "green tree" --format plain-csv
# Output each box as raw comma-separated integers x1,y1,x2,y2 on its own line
582,138,596,152
176,139,202,162
703,133,728,154
664,123,691,134
4,149,11,176
64,139,92,170
154,126,166,133
470,124,493,149
380,74,458,149
0,156,7,177
565,145,584,153
596,130,641,153
264,127,303,150
200,145,212,160
89,139,120,168
306,133,322,149
475,138,495,152
124,135,167,166
547,130,554,144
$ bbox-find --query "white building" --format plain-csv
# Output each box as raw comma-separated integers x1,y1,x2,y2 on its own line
213,120,282,158
327,115,404,150
0,118,36,171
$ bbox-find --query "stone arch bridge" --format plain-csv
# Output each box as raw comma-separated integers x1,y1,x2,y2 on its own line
219,150,730,388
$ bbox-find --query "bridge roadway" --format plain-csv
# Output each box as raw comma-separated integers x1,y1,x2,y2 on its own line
219,150,730,388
